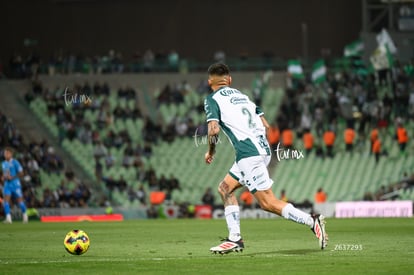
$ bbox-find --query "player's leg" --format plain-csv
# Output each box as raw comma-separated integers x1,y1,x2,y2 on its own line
13,186,28,223
254,185,327,249
240,155,328,249
3,196,12,223
3,186,12,223
254,188,314,225
16,197,28,223
218,173,242,241
210,171,244,254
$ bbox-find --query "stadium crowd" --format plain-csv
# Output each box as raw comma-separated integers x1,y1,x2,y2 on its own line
25,80,196,207
0,111,91,211
268,60,413,162
7,48,183,79
6,56,413,213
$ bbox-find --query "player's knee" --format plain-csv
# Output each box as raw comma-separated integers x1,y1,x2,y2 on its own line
218,181,230,197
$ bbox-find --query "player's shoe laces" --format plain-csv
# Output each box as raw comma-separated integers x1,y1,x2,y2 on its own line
311,214,328,249
210,238,244,254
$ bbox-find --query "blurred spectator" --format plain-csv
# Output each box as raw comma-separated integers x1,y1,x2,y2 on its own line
95,157,103,180
267,123,280,152
201,187,215,206
396,122,408,153
175,118,188,137
168,174,180,190
93,141,108,159
105,152,116,169
372,137,381,164
323,128,336,158
280,189,288,202
158,175,169,191
344,127,356,152
302,129,314,154
168,50,179,72
213,50,226,63
314,187,327,203
147,204,158,219
370,127,379,152
240,188,254,208
136,184,147,205
143,49,154,72
281,128,294,149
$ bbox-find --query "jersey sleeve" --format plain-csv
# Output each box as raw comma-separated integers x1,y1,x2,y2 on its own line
255,106,264,116
204,96,220,122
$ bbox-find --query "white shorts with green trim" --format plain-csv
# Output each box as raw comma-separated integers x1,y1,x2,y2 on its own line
228,155,273,194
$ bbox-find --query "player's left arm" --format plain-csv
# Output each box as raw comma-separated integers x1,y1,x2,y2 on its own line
255,106,269,130
260,115,270,131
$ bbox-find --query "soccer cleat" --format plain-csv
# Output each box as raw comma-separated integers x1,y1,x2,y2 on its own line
3,214,12,224
311,214,328,249
210,238,244,254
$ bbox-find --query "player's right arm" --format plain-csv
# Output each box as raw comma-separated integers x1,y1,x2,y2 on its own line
205,120,220,164
204,95,221,164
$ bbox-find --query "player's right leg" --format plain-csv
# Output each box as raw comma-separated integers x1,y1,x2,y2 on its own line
238,156,328,249
3,193,12,224
254,189,328,249
210,173,244,254
311,214,328,249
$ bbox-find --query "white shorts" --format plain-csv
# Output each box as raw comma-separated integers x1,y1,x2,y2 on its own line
228,155,274,194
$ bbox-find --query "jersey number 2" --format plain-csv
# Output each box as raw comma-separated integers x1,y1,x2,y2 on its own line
241,107,256,129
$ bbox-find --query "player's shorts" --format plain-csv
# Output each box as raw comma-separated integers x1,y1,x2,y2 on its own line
3,182,23,198
228,155,273,194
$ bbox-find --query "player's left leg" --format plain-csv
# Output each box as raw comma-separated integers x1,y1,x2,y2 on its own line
210,173,244,254
16,197,28,223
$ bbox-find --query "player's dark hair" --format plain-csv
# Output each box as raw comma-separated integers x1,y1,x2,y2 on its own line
208,63,230,76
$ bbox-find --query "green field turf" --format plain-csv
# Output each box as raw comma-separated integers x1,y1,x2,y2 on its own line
1,218,413,274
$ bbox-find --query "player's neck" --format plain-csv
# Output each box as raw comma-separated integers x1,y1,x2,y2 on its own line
212,85,228,92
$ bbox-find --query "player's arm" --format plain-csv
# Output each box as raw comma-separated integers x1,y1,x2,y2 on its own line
260,115,270,130
255,106,269,130
205,120,220,164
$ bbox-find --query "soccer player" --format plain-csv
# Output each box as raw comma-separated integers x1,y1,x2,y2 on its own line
204,63,327,254
1,147,28,223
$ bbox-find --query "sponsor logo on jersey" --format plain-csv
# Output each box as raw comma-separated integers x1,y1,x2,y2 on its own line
219,89,241,96
230,97,248,104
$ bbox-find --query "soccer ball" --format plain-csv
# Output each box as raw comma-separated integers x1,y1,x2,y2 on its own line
63,229,90,255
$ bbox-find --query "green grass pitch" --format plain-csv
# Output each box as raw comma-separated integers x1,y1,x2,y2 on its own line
1,218,413,274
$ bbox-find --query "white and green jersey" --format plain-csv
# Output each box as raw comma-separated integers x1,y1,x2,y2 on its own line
204,86,271,162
